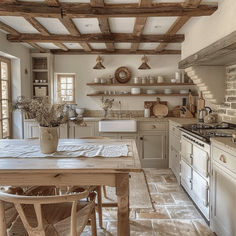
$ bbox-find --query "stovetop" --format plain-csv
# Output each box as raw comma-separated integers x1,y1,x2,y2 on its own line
180,122,236,143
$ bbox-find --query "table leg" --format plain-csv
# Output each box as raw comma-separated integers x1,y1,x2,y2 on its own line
116,173,130,236
0,200,7,236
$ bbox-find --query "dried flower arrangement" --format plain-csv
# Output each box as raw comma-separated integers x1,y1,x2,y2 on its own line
13,96,69,127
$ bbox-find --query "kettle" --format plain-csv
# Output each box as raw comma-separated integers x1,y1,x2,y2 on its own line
198,107,212,123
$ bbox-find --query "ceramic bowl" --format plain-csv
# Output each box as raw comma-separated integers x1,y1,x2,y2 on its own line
131,88,141,95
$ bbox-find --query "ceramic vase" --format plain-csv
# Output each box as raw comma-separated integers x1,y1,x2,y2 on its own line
39,126,59,154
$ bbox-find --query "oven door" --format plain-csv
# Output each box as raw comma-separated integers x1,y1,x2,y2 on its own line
181,137,193,165
181,160,192,191
192,145,209,178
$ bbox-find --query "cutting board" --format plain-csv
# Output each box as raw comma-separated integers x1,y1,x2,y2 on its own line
144,99,168,117
197,91,205,113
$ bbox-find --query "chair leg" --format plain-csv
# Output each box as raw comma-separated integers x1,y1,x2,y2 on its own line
97,186,103,228
91,208,97,236
102,186,108,199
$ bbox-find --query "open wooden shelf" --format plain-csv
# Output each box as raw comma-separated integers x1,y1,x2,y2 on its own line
87,93,198,97
87,82,195,86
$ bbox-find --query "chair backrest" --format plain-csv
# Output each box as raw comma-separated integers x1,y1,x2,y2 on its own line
0,187,93,236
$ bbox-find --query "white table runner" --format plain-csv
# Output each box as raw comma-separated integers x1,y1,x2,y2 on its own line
0,143,129,158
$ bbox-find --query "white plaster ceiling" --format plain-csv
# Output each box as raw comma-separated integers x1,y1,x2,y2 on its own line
114,43,131,49
109,18,136,33
37,43,60,49
0,16,39,33
35,18,70,34
63,43,83,49
72,18,101,34
89,43,106,49
165,44,181,50
139,43,159,50
143,17,178,35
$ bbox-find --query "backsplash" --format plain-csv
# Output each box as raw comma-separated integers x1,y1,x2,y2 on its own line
217,64,236,124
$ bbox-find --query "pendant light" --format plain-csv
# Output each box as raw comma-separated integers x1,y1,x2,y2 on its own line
138,55,151,70
93,56,105,69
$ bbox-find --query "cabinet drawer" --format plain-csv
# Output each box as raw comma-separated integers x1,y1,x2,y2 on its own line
169,123,181,137
139,122,166,131
212,146,236,174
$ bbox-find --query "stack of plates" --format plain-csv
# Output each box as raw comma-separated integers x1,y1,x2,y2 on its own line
146,90,157,94
179,89,189,94
164,89,172,94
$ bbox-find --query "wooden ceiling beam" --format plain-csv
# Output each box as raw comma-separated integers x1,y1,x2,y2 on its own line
0,3,217,18
0,20,20,35
44,0,60,7
91,0,115,51
24,16,68,51
7,33,185,43
51,49,181,55
156,0,203,52
131,0,152,51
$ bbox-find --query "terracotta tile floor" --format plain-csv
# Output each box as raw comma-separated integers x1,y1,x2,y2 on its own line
82,168,215,236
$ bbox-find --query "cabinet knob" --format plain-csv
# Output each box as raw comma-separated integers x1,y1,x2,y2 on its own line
140,137,143,140
219,154,227,163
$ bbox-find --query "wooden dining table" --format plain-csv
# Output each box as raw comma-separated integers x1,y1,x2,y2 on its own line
0,138,141,236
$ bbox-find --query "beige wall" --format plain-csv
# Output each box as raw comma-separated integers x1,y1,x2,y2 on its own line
0,31,31,138
181,0,236,59
54,54,196,111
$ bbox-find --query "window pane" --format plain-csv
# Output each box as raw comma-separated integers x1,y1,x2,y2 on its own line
1,80,8,99
67,77,73,83
67,84,73,89
2,100,9,119
67,96,73,101
67,90,72,95
60,77,67,83
61,90,66,95
61,84,66,89
2,119,9,138
1,62,8,80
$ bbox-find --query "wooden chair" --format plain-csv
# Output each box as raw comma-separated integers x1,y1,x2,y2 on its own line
0,186,97,236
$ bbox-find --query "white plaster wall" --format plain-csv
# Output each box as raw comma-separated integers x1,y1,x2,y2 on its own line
0,31,31,138
181,0,236,59
54,54,196,110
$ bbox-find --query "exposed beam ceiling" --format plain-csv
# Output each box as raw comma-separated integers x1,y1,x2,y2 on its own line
44,0,91,52
0,20,19,35
51,49,181,55
156,0,203,52
131,0,152,52
0,3,217,18
7,33,185,43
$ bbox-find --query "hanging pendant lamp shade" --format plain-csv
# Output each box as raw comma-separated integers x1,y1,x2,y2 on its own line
138,55,151,70
93,56,105,69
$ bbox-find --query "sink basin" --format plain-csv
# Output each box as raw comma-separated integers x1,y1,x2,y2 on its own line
99,119,137,132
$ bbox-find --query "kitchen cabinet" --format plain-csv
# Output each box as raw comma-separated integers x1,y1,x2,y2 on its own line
139,131,167,168
211,143,236,236
69,122,95,139
24,120,68,139
169,121,181,183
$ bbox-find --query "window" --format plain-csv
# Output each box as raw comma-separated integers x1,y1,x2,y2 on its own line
0,57,11,139
57,74,75,104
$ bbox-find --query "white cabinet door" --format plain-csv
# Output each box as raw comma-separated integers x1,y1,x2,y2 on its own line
181,159,192,191
69,122,95,139
139,131,167,168
192,145,209,178
58,124,68,139
211,164,236,236
181,138,192,165
24,121,39,139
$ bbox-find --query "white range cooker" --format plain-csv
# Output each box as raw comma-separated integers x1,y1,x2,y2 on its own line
179,122,236,221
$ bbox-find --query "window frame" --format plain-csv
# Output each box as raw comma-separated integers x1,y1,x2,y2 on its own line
0,56,11,139
57,74,76,104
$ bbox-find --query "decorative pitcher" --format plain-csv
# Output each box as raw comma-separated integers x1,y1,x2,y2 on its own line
39,126,59,154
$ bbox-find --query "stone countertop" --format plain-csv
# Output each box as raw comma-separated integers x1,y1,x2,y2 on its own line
211,137,236,153
82,117,198,124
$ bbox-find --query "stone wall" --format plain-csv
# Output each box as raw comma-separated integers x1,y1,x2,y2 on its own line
218,64,236,124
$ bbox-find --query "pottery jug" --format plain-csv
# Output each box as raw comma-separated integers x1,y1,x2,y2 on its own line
40,126,59,154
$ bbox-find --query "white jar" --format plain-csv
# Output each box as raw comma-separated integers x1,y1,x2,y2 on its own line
175,72,180,82
94,78,101,83
144,108,150,118
134,77,140,84
157,76,164,83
